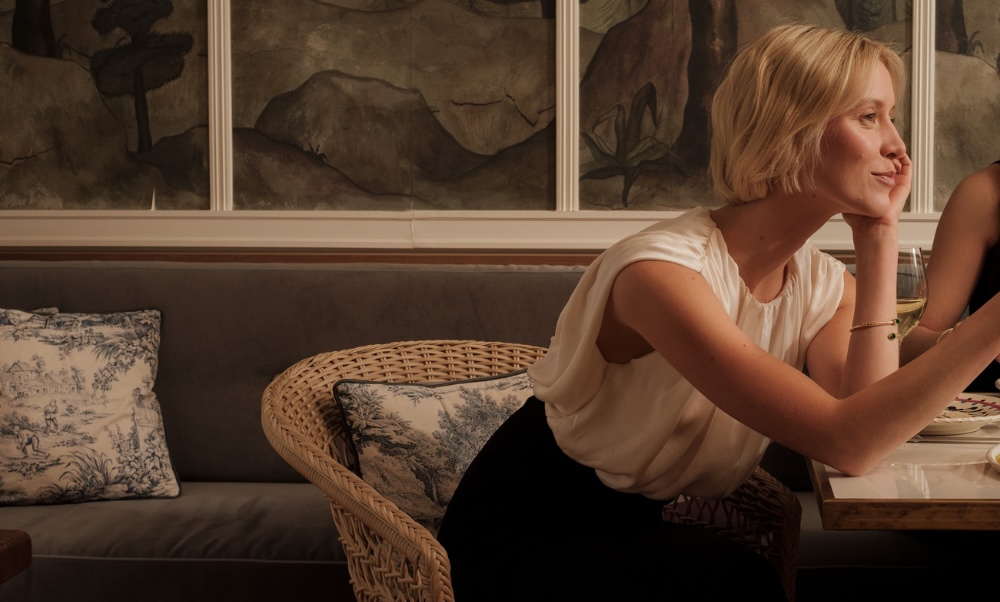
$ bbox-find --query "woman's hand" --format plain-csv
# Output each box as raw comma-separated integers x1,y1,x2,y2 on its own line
842,152,911,234
887,151,913,213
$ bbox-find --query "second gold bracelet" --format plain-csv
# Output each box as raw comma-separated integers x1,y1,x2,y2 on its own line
936,328,954,344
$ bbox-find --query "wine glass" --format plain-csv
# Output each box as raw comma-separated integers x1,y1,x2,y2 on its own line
896,247,928,339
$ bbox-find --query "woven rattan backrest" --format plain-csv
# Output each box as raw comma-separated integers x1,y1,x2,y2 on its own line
262,340,549,602
269,340,548,467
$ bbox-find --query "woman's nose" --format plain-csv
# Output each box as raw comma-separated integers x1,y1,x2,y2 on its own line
885,124,906,159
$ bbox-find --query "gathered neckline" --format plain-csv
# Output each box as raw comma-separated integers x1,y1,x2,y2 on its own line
700,211,797,309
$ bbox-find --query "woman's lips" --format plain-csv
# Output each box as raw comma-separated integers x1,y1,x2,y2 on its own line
874,171,896,186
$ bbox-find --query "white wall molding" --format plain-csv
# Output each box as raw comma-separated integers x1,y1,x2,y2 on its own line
0,212,938,251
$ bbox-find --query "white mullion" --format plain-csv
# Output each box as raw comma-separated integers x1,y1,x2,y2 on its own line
207,0,233,211
555,0,579,212
909,0,935,214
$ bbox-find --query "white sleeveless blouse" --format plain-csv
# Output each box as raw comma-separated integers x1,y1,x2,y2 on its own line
527,207,845,500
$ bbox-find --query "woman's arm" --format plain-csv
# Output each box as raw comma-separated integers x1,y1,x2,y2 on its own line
608,259,1000,476
811,151,910,397
901,164,1000,364
830,222,900,398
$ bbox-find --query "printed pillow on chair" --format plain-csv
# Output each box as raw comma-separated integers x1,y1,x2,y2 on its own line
332,370,533,533
0,307,180,505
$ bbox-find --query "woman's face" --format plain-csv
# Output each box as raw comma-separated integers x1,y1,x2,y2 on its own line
812,62,906,216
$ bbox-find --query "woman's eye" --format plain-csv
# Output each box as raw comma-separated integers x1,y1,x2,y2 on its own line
862,113,877,122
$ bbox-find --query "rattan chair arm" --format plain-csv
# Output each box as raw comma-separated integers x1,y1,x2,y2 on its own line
263,379,454,602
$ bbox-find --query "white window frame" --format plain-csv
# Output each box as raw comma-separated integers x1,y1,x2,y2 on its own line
0,0,939,251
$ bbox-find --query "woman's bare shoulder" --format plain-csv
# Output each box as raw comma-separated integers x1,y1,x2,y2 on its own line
939,164,1000,236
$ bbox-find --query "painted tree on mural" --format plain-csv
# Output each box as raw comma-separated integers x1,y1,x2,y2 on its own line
836,0,886,32
11,0,57,57
89,0,193,154
673,0,736,172
835,0,913,33
935,0,971,54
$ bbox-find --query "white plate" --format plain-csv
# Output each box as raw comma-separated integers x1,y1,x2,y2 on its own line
988,443,1000,475
918,394,1000,436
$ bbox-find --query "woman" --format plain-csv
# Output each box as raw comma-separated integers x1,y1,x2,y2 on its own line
900,161,1000,391
437,24,1000,601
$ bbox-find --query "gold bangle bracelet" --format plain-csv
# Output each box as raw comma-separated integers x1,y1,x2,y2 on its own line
849,319,899,341
849,319,899,332
936,328,954,344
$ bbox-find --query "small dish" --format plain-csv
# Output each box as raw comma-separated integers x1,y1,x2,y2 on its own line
988,443,1000,476
918,394,1000,436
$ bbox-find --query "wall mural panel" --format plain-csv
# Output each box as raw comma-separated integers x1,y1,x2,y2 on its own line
0,0,995,251
578,0,913,210
0,0,209,210
229,0,557,211
933,0,1000,211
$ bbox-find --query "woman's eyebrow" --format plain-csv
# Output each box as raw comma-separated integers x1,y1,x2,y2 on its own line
855,98,896,112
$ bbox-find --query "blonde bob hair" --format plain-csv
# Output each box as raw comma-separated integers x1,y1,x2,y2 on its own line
710,24,906,205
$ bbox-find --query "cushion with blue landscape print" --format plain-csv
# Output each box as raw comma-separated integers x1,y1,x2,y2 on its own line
332,370,533,533
0,307,180,505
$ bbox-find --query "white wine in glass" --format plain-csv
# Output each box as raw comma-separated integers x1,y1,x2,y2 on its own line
896,248,928,339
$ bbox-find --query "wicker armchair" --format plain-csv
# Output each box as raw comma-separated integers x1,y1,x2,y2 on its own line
261,340,800,602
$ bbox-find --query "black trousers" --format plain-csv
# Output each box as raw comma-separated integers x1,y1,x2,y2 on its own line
437,397,785,602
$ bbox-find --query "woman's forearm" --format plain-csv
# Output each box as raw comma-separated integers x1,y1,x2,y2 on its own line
840,227,901,395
